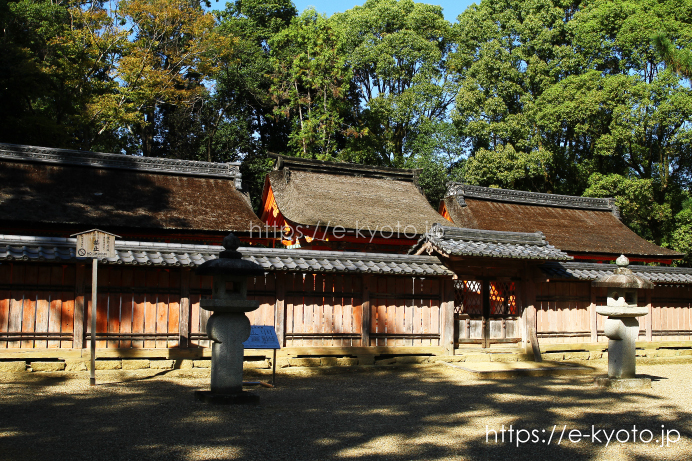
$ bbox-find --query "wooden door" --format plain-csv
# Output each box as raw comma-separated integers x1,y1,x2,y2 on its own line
455,280,522,348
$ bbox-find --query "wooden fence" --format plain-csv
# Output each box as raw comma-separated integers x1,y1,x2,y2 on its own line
0,262,451,351
2,261,692,352
536,281,692,344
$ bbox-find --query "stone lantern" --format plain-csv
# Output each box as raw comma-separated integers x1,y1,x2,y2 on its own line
194,233,265,404
593,255,654,389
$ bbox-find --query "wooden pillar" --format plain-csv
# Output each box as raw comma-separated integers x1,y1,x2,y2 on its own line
275,272,286,347
482,280,490,348
525,280,542,362
361,276,370,347
73,263,86,348
440,278,455,355
646,289,653,342
589,284,598,343
178,268,191,348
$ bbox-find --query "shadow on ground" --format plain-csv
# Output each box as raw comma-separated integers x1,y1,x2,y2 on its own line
0,363,689,461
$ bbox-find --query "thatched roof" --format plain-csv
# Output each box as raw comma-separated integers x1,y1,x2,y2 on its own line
443,183,681,260
264,155,452,236
0,143,265,235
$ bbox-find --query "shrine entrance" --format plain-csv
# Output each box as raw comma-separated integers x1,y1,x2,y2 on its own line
454,279,522,348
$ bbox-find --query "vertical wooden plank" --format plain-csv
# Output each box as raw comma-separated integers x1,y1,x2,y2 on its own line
406,278,415,346
285,274,295,347
348,275,360,345
188,271,201,348
48,265,64,348
199,274,213,348
313,274,324,346
526,280,541,361
0,264,11,348
120,268,134,349
95,266,109,349
34,266,52,348
22,265,39,348
421,279,432,346
324,274,335,346
143,269,158,348
376,277,387,346
361,275,370,347
304,274,315,346
168,269,180,348
274,272,285,347
645,289,653,342
430,279,441,347
132,268,147,348
156,269,170,348
178,268,191,348
589,283,597,343
394,277,405,346
60,265,75,349
440,278,455,355
73,264,86,348
107,267,122,348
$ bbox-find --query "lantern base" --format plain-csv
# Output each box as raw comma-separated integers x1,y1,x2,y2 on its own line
194,390,260,405
594,377,652,391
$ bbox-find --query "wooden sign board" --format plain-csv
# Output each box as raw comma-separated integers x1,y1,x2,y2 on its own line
72,229,118,259
243,325,281,349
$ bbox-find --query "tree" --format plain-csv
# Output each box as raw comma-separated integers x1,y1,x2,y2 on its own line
0,0,124,150
269,9,350,160
332,0,456,167
652,33,692,80
92,0,233,157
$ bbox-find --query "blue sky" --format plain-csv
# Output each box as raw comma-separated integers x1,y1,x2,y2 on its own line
292,1,476,22
208,1,478,22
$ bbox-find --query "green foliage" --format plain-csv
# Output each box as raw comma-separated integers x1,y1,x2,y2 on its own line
333,0,457,166
269,9,350,160
584,173,674,244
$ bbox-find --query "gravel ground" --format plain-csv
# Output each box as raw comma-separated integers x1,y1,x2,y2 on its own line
0,362,691,461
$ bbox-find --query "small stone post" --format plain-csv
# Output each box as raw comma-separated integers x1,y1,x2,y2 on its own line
194,233,265,404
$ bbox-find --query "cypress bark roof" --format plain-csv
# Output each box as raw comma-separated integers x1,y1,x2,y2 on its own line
265,155,452,236
0,143,265,234
443,183,681,259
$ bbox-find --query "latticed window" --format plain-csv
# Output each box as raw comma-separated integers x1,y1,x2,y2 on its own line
490,281,519,316
454,280,483,315
454,280,520,316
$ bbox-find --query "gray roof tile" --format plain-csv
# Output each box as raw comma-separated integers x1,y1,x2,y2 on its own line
541,262,692,284
410,224,571,261
0,234,452,276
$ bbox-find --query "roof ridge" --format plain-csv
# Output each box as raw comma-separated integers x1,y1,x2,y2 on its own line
270,153,420,182
0,234,442,262
446,182,619,214
555,261,691,274
430,224,548,246
0,143,242,186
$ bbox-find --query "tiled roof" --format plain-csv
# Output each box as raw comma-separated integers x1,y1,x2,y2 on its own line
410,224,572,261
0,235,453,276
541,262,692,284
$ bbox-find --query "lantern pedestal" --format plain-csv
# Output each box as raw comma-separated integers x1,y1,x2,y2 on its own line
193,234,265,405
592,255,654,391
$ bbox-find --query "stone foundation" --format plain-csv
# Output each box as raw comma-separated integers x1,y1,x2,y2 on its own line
4,347,692,373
